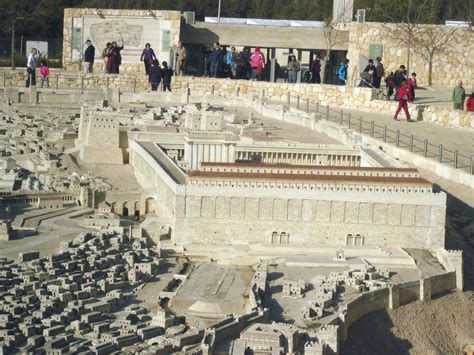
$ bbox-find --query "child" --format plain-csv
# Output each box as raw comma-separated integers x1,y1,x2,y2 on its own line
161,61,173,92
407,72,417,102
467,93,474,112
40,60,50,89
148,59,161,92
384,72,394,100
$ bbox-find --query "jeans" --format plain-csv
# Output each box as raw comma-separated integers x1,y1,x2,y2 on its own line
288,72,297,83
144,60,151,75
312,71,321,84
40,76,50,88
83,62,93,74
151,82,159,91
210,62,219,78
394,86,400,101
26,67,36,87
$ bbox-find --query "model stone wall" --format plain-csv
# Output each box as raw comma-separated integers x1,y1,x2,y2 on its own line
347,22,473,88
342,271,458,342
171,189,446,250
397,280,420,306
62,8,181,71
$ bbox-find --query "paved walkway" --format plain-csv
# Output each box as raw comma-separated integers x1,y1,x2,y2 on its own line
278,98,473,171
409,85,473,110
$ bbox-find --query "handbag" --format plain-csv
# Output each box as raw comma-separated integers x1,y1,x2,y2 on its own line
402,94,408,101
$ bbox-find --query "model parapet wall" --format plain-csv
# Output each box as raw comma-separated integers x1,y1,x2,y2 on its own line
342,270,458,342
200,162,421,178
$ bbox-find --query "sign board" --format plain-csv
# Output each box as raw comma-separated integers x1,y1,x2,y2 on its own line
368,44,383,60
26,41,48,58
72,27,82,50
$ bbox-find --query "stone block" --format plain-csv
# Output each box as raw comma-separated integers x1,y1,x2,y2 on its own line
288,199,302,221
201,197,215,218
244,198,259,220
259,198,273,220
344,202,359,223
373,204,387,224
273,199,288,220
215,197,230,218
387,204,401,225
315,200,331,222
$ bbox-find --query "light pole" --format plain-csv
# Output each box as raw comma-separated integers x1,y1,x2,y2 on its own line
218,0,222,23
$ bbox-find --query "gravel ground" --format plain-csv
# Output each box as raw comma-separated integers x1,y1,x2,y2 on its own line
342,291,474,355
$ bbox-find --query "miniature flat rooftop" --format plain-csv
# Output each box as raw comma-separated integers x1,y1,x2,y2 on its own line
172,263,254,319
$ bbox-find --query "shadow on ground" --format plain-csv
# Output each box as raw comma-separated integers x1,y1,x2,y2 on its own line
341,310,412,355
433,183,474,291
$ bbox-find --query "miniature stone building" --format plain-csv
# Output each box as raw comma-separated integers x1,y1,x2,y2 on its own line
283,280,306,298
0,219,12,241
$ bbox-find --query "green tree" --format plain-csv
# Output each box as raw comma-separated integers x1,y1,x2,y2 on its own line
0,0,44,69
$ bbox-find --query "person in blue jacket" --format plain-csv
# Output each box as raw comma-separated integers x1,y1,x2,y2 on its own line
337,59,349,85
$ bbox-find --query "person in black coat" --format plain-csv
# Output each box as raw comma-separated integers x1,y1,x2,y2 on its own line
148,59,162,91
83,40,95,73
393,65,407,101
161,61,173,92
111,41,124,74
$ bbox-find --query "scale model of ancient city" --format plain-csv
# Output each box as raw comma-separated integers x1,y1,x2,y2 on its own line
0,3,473,355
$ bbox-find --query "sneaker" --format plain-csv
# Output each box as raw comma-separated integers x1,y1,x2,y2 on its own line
393,117,399,121
407,119,414,122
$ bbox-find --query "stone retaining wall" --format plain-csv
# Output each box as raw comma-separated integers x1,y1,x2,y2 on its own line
342,270,458,342
1,69,472,129
347,23,473,88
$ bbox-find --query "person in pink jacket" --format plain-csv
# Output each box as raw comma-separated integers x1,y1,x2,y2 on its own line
39,60,50,89
250,47,265,81
394,80,413,121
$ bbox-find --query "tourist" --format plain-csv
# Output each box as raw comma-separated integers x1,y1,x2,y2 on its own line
374,57,385,89
140,43,157,75
311,55,322,84
385,71,394,100
174,41,186,76
452,80,466,110
467,93,474,112
394,80,413,122
362,59,376,87
250,47,265,81
161,61,173,92
148,59,161,92
106,45,117,74
393,65,407,101
264,58,280,82
83,39,95,74
111,41,124,74
337,59,349,85
226,46,237,79
102,42,112,73
407,72,417,101
286,55,300,84
235,48,250,80
26,48,38,87
39,60,50,89
210,42,223,78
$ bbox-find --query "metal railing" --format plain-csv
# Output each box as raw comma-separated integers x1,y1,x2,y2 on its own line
281,94,473,174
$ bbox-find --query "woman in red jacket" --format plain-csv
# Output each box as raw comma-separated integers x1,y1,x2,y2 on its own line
466,93,474,112
394,80,413,121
